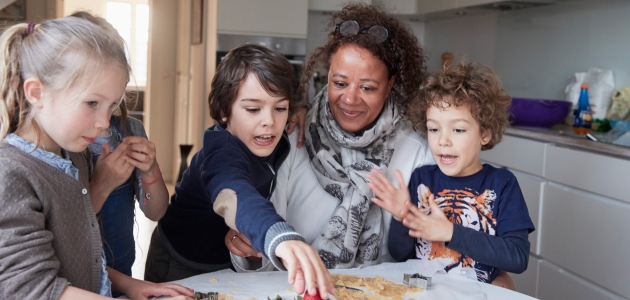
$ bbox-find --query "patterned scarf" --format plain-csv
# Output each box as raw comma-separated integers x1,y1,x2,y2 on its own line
305,86,401,268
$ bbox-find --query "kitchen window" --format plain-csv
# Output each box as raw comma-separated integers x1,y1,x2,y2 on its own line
106,0,149,88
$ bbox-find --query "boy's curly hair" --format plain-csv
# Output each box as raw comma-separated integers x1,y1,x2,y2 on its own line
409,62,511,150
300,2,426,115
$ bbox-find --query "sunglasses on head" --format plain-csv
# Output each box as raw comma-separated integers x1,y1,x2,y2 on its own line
335,20,389,43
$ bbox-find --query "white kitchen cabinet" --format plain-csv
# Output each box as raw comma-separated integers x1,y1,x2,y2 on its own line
217,0,308,38
545,144,630,204
309,0,371,11
456,0,500,7
415,0,458,14
511,255,539,298
402,0,501,15
479,135,547,177
375,0,421,14
482,133,630,299
512,170,544,255
540,183,630,299
537,260,622,300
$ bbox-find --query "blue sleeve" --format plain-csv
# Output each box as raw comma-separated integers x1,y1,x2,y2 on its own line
446,171,534,273
447,226,530,273
201,147,287,255
496,173,535,235
388,218,416,262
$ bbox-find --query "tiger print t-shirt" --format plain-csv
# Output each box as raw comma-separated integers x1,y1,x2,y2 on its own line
388,164,534,283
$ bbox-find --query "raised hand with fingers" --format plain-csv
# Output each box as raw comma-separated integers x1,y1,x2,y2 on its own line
366,169,410,221
400,194,454,242
275,241,334,300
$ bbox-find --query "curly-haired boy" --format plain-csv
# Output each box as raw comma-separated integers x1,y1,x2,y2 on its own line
367,62,535,284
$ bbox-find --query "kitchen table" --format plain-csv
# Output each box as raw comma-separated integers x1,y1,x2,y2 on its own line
145,260,537,299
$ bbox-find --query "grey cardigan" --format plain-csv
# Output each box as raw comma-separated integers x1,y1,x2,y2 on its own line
0,142,103,299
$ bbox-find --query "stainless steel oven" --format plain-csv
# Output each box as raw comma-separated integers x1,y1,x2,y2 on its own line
216,34,306,86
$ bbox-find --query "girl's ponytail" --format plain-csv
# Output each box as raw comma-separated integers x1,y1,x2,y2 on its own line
0,23,30,140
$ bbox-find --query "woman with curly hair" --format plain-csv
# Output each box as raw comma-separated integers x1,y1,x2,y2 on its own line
226,2,517,289
226,2,433,271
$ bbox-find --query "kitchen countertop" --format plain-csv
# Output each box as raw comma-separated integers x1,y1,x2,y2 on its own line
505,125,630,160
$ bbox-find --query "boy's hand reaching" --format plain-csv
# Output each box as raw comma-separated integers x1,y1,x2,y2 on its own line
275,241,334,299
366,169,410,221
401,194,454,242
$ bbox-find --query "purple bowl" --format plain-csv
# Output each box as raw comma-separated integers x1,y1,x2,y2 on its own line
509,98,572,128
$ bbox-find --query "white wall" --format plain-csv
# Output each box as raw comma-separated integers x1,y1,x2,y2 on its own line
423,0,630,100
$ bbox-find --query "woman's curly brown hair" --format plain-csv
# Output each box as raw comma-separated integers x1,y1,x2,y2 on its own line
409,62,511,150
300,2,426,115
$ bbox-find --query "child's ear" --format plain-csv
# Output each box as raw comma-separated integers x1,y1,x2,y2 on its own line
481,129,491,146
23,78,43,107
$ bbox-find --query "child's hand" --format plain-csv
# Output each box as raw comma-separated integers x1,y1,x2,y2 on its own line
225,228,264,259
93,143,134,190
119,277,194,300
366,169,410,221
122,136,158,179
275,240,334,299
401,194,454,242
287,106,307,148
90,143,135,212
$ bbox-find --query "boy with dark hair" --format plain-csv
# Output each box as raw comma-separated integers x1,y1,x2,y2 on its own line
148,44,333,299
367,62,535,284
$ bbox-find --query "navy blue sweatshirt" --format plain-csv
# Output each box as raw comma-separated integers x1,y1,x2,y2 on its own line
159,125,302,267
388,164,535,283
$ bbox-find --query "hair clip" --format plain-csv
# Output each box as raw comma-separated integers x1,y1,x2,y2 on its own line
26,22,36,35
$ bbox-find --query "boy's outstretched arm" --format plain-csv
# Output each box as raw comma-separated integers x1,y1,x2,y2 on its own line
367,169,410,221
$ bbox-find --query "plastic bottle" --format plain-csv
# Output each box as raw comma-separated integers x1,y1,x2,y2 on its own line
572,83,592,135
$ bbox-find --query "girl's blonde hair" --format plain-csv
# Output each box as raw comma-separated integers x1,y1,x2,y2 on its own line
70,10,134,137
0,14,130,145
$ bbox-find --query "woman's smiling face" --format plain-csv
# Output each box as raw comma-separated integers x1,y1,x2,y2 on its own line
327,44,395,133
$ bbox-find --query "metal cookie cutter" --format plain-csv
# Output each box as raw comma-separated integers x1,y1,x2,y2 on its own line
403,273,432,289
193,291,218,300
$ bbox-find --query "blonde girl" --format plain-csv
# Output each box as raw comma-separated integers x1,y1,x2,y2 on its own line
0,15,192,299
